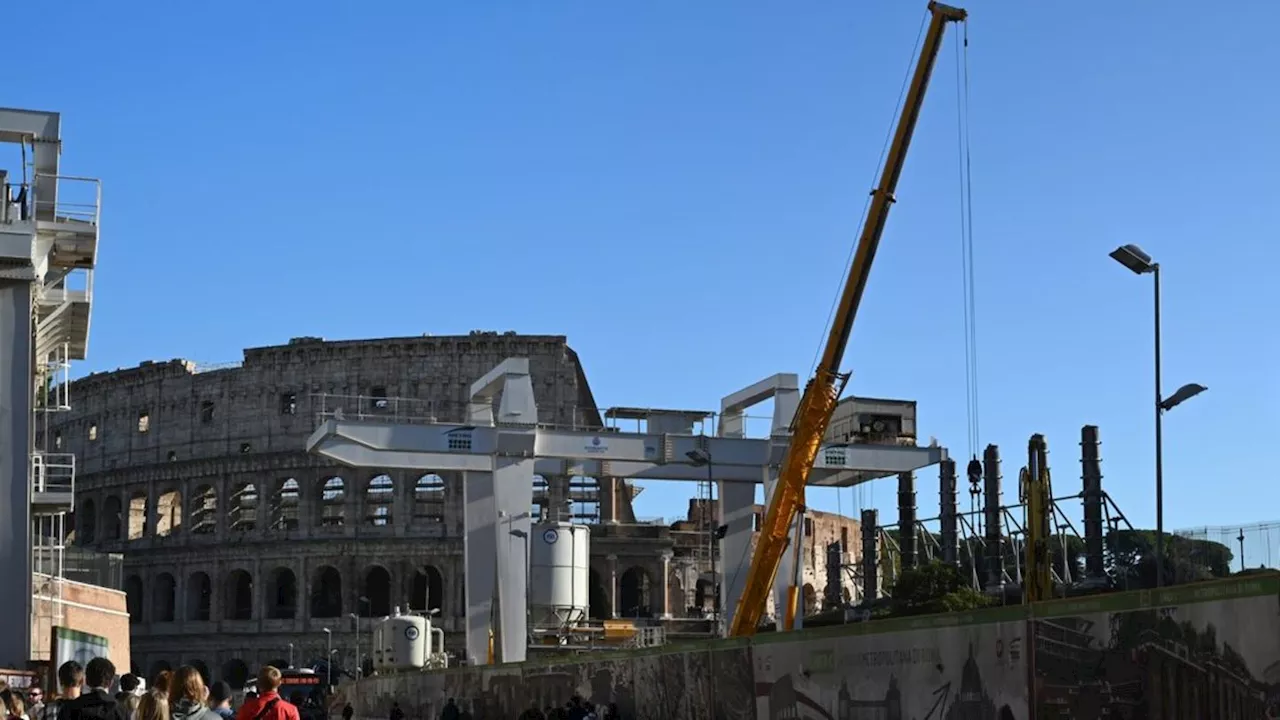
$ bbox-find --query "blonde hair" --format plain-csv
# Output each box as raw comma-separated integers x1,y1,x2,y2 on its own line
257,666,282,693
121,694,141,717
1,690,25,719
152,671,172,698
137,694,169,720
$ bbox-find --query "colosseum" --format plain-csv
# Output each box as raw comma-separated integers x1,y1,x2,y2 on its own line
54,332,863,687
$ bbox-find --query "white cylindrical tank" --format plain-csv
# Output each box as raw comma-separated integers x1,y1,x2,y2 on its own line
528,521,590,628
375,607,426,671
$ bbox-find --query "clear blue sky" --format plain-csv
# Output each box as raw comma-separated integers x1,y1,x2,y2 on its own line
11,2,1277,537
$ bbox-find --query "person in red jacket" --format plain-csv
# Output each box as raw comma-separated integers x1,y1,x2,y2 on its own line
234,669,299,720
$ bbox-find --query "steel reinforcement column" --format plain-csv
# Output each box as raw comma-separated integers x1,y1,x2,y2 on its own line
860,509,879,603
982,444,1004,591
897,472,918,570
938,459,959,565
1081,425,1106,581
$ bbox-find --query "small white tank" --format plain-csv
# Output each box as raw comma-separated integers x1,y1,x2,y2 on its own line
373,607,426,671
529,522,590,628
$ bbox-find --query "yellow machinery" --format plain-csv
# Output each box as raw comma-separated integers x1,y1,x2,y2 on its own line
1020,434,1053,603
728,1,968,637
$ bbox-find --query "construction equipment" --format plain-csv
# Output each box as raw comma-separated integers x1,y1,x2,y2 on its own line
1020,434,1053,602
728,1,968,637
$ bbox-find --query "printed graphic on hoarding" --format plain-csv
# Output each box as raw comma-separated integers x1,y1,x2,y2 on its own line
751,612,1028,719
53,626,110,670
1033,578,1280,719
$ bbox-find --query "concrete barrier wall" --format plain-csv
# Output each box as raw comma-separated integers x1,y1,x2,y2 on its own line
352,573,1279,720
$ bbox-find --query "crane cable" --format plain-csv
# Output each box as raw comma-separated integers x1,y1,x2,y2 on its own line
954,19,981,463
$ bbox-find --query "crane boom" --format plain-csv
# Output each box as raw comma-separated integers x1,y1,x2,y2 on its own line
728,1,967,638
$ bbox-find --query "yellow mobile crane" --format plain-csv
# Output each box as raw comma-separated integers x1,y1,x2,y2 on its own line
728,1,968,638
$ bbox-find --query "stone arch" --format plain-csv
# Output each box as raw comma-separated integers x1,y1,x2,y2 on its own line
413,474,445,523
319,476,345,527
78,498,96,544
125,575,144,623
269,478,301,531
221,659,250,690
186,571,212,621
310,565,342,618
156,488,182,536
802,583,819,614
189,660,210,685
410,565,444,614
102,495,123,540
588,568,609,620
152,573,177,622
619,566,652,618
190,485,216,534
223,569,254,620
127,490,149,540
266,567,298,619
228,483,258,532
366,473,394,526
362,565,392,617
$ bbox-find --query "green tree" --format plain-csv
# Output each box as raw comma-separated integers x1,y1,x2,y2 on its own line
888,561,993,616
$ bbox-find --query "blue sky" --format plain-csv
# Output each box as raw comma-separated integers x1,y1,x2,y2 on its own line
10,2,1277,541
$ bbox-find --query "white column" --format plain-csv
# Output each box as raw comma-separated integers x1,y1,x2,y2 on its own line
660,552,672,618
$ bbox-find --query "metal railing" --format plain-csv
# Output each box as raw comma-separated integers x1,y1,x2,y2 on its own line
31,451,75,495
33,174,101,227
1173,521,1279,573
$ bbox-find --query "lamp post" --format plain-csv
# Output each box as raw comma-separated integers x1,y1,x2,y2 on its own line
322,628,332,687
287,642,293,669
1109,244,1207,587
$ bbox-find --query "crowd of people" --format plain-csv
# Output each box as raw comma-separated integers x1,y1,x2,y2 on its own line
0,660,304,720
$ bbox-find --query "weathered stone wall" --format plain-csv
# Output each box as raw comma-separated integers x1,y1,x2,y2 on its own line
350,573,1280,720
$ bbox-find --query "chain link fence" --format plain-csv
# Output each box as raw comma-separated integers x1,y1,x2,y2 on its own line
1172,520,1279,574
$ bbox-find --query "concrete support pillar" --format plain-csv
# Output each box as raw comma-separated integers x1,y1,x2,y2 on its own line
716,478,756,636
0,279,33,667
461,457,533,665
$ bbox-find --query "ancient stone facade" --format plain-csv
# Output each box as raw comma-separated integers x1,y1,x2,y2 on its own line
51,333,864,688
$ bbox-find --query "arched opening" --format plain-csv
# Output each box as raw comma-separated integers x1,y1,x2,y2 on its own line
269,478,300,531
190,660,210,685
186,572,212,621
228,483,257,532
588,568,609,620
362,566,392,617
102,496,123,540
190,485,216,535
366,474,394,526
802,583,819,614
319,477,345,527
413,474,445,523
78,498,97,544
152,573,177,622
310,566,342,618
619,566,651,618
410,566,444,614
223,569,254,620
148,661,172,681
124,575,144,624
128,490,149,540
221,659,250,690
695,579,715,614
569,476,601,523
266,567,298,619
156,488,182,536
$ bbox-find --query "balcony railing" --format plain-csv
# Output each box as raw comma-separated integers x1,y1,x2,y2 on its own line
33,174,101,228
32,452,75,496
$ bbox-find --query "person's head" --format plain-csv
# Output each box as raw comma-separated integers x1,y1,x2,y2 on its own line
57,660,85,694
26,685,42,706
85,658,116,691
152,671,171,698
119,674,139,695
446,698,455,706
1,689,25,718
208,682,231,709
257,666,282,695
170,667,206,705
137,693,169,720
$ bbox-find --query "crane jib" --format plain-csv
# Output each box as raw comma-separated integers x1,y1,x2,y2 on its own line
728,1,967,639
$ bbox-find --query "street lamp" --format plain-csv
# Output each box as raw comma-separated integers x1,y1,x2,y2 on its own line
287,642,293,669
322,628,332,687
1109,243,1207,587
